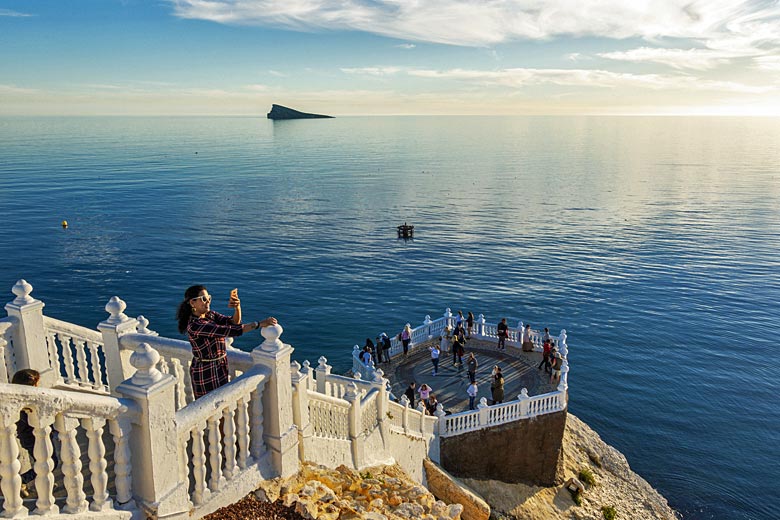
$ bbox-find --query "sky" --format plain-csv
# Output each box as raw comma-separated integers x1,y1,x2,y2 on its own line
2,0,780,116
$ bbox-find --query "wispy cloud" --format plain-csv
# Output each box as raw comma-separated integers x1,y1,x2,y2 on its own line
395,43,416,50
341,66,403,76
753,56,780,72
0,84,39,94
268,70,287,77
0,8,33,17
169,0,780,53
599,47,738,71
245,84,269,91
406,67,773,94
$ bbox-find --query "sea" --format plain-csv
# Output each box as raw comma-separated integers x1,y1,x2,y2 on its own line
0,115,778,519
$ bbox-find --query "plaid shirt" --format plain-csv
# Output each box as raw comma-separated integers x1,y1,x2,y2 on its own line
187,311,243,399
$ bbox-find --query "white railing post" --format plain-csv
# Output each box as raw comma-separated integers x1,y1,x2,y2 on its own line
518,388,530,417
115,343,190,518
443,308,453,330
344,382,363,469
477,398,490,426
98,296,139,394
4,280,56,386
372,369,388,444
435,403,447,435
290,361,312,463
423,315,432,339
315,356,331,395
477,314,486,337
251,324,299,478
351,345,362,378
0,408,25,518
558,329,568,357
400,395,410,434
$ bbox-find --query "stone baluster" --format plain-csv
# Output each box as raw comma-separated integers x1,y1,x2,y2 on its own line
477,398,490,427
251,324,299,478
87,340,103,390
249,387,265,460
518,388,530,417
108,417,135,509
443,308,453,330
315,355,331,395
400,395,410,434
222,405,237,480
207,415,222,491
115,342,189,519
98,297,140,394
236,396,250,469
423,315,432,338
372,369,388,444
477,314,486,337
30,413,58,515
60,334,76,383
344,382,363,469
74,338,89,386
191,424,209,506
5,279,57,387
0,333,8,384
0,411,25,518
55,414,88,514
83,417,111,511
291,360,312,462
558,329,568,358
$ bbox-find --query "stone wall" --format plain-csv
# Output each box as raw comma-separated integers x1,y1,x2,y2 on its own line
439,409,566,486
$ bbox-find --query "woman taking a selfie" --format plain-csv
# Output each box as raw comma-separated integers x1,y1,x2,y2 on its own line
176,285,277,399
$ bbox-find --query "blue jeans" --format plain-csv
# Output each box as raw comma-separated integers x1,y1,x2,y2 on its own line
432,358,439,373
469,396,476,410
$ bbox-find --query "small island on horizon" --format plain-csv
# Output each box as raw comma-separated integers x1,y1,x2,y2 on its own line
267,104,334,120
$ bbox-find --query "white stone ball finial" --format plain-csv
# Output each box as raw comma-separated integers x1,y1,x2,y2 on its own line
260,323,284,352
423,315,432,325
291,360,301,373
444,308,452,318
130,342,163,386
353,372,362,381
105,296,129,324
400,395,410,407
317,356,329,370
477,397,488,409
345,382,358,400
136,315,158,336
11,279,35,305
373,369,385,384
301,360,311,375
435,403,446,419
518,388,529,400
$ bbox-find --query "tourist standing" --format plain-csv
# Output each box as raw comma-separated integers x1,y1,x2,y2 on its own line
467,311,475,338
453,321,467,341
497,318,508,350
380,333,392,363
440,328,452,352
490,366,505,404
452,332,465,366
401,324,412,358
456,310,465,329
467,381,478,410
467,352,478,383
426,394,440,415
543,327,551,345
429,343,441,375
538,339,552,373
404,382,416,408
177,285,276,399
550,352,563,384
418,383,432,403
522,323,534,352
360,346,373,367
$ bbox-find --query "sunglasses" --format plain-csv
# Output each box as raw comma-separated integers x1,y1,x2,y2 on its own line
190,295,212,304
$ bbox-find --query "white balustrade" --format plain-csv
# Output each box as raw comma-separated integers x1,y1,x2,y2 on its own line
43,316,109,392
307,391,351,440
0,319,16,384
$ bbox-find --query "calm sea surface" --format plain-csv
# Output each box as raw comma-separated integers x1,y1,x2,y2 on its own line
1,116,778,519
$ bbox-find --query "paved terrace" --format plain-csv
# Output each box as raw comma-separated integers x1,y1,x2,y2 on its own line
377,337,558,413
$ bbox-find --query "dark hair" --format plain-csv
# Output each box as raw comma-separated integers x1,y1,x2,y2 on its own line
12,368,40,386
176,285,207,334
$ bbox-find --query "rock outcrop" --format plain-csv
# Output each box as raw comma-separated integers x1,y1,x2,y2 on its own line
423,459,490,520
459,414,677,519
267,104,333,120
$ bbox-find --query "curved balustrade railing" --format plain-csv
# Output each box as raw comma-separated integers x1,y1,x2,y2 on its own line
307,391,351,440
0,384,139,518
175,367,270,508
43,316,109,393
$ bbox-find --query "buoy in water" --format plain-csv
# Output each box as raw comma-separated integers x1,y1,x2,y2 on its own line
61,220,68,229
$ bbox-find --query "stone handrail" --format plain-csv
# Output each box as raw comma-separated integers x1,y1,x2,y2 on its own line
440,390,567,437
43,315,109,393
174,366,270,510
0,383,139,517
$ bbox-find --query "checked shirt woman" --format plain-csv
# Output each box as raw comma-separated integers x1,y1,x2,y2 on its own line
177,285,276,399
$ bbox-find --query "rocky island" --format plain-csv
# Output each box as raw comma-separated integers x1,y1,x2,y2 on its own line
267,104,333,120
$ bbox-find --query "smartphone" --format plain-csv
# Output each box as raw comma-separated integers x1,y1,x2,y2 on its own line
230,288,238,299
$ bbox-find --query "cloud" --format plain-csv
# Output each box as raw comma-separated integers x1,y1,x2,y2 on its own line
0,8,33,17
245,84,269,91
341,66,403,76
599,47,738,70
754,56,780,72
169,0,780,52
395,43,416,49
268,70,288,77
406,67,773,93
0,84,39,94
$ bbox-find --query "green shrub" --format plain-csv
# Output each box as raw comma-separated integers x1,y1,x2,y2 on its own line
579,468,596,486
602,505,617,520
572,490,582,506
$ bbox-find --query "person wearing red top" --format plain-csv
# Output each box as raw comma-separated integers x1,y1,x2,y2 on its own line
176,285,276,399
538,339,552,373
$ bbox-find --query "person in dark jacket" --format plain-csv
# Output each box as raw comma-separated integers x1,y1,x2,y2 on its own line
404,382,416,408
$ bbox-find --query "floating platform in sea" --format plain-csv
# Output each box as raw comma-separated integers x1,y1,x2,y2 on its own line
397,223,414,238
